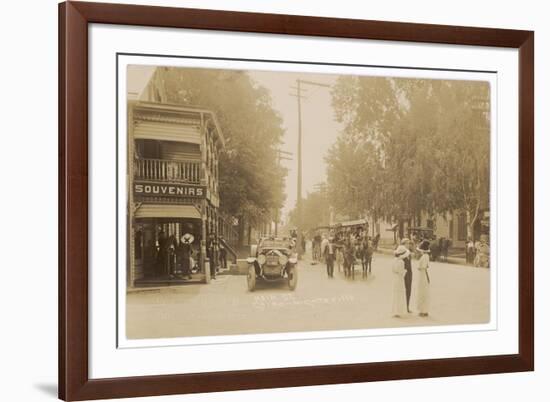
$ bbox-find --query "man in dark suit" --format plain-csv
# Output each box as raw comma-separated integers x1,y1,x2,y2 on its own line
403,238,414,313
324,237,336,278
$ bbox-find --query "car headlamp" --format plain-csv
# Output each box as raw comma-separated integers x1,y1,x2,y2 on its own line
257,254,266,265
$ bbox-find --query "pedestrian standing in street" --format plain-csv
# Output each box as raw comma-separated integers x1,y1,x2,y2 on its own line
207,233,217,280
392,244,409,317
473,239,480,266
321,234,329,261
333,231,343,272
373,233,380,251
466,237,475,264
324,237,336,278
402,238,413,313
416,239,431,317
218,236,227,269
477,235,490,268
313,232,322,262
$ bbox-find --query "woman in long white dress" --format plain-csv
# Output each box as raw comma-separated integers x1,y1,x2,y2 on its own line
392,245,409,317
416,240,431,317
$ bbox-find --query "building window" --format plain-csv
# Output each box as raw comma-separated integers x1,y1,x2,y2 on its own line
136,139,161,159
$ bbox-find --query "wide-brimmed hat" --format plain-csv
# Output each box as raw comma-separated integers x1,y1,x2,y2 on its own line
181,233,195,244
394,245,410,259
417,239,431,253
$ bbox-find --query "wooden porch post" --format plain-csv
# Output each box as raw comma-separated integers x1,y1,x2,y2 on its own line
199,113,210,283
128,102,135,289
201,200,209,283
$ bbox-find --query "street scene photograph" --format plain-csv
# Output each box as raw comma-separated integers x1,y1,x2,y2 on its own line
125,63,491,340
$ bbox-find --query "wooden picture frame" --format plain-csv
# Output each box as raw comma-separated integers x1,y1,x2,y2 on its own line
59,1,534,400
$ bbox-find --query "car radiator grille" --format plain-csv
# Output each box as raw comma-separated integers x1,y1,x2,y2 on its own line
266,255,279,265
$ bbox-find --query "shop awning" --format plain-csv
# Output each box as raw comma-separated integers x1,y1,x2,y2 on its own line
135,204,202,219
133,121,201,144
339,218,367,227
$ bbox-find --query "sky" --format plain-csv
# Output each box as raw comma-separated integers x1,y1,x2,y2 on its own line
247,70,344,221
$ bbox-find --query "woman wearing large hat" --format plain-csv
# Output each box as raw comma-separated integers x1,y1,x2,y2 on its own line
176,233,195,279
416,239,431,317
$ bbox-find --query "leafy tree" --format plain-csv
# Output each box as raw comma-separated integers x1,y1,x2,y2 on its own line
159,67,287,243
328,76,490,236
288,190,330,232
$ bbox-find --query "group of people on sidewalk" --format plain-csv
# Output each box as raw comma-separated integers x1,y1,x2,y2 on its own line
154,229,229,281
392,238,431,318
466,235,490,267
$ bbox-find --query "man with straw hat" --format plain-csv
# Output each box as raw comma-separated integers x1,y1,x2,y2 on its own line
416,239,431,317
392,244,410,317
401,238,414,313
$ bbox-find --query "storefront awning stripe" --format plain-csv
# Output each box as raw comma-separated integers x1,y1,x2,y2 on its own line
135,204,202,219
133,121,201,144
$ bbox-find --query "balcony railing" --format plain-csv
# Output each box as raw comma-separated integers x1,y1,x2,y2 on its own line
134,158,201,184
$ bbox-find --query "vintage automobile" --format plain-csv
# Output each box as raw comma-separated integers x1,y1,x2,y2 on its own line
406,227,456,262
406,226,436,241
246,237,298,291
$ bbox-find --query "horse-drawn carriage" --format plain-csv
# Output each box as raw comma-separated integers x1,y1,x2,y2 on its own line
330,219,374,279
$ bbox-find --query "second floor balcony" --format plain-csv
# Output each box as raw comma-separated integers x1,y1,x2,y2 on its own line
134,158,201,184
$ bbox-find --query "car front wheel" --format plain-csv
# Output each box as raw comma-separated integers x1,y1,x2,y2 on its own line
247,265,256,292
287,265,298,291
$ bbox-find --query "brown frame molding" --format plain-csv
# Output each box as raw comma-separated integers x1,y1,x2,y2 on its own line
59,1,534,400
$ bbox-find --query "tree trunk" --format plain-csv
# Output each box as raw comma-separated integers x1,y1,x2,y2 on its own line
238,215,246,246
467,203,480,241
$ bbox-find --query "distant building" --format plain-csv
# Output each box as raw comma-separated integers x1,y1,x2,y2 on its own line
364,209,490,248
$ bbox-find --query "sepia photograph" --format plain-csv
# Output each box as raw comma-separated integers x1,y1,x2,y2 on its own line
125,62,492,341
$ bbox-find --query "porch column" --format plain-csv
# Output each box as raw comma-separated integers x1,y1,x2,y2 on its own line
201,200,210,283
128,103,135,289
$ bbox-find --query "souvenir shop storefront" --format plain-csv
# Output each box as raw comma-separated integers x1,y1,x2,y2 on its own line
127,101,225,288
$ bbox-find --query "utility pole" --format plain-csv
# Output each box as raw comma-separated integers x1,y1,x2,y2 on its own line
275,149,293,236
313,182,329,227
296,79,303,256
290,78,332,258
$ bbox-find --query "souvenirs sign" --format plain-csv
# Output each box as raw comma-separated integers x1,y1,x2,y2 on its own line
133,181,206,198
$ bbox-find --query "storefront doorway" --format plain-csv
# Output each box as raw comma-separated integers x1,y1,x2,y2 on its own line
133,217,203,285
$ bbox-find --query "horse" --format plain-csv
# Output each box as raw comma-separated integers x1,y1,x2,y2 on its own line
359,239,374,278
343,241,356,279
